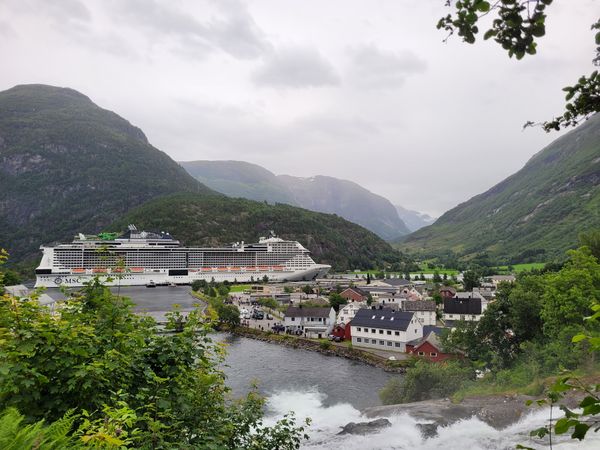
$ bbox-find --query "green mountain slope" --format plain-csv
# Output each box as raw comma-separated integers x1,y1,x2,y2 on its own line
111,193,405,271
179,160,410,240
402,114,600,263
0,84,212,263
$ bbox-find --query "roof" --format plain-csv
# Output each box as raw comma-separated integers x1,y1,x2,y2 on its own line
402,300,436,312
439,286,456,294
351,308,416,331
423,325,445,336
379,278,411,287
341,286,368,297
408,331,442,350
284,306,333,318
454,291,485,301
443,297,482,315
489,275,516,282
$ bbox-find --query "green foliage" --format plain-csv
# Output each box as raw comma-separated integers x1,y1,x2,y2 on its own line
258,297,279,310
462,269,481,291
328,293,347,313
0,276,306,448
438,1,599,131
0,407,80,449
379,361,475,404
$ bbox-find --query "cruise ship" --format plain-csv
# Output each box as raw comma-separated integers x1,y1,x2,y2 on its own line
35,225,331,287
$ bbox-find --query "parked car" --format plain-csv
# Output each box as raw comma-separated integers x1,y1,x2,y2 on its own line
252,310,264,320
271,324,285,332
266,313,273,320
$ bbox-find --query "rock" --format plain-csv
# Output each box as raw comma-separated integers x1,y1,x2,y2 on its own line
417,423,438,438
338,418,392,435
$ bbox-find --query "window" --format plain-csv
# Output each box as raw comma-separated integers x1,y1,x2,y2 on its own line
394,342,401,347
418,351,425,356
379,330,383,334
371,329,376,333
356,327,361,332
291,317,295,321
430,352,437,357
387,341,392,346
318,317,322,321
356,337,362,342
415,329,417,333
395,331,399,336
379,340,385,345
372,339,377,344
387,330,391,335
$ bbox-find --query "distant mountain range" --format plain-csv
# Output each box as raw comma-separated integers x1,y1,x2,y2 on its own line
0,84,406,271
402,114,600,263
394,205,436,232
180,160,435,240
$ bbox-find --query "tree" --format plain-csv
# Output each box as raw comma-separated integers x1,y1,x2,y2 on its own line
328,293,347,313
302,285,314,295
262,275,269,284
366,273,371,284
438,1,600,131
433,270,442,283
462,269,481,291
0,271,308,448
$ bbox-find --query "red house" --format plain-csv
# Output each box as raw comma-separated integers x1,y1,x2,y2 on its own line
406,331,456,362
340,287,368,303
331,321,352,341
439,286,456,300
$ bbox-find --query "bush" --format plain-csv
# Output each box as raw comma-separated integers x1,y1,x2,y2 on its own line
319,341,332,350
379,360,475,404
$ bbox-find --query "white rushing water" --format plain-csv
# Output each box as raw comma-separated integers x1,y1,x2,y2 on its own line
265,390,600,450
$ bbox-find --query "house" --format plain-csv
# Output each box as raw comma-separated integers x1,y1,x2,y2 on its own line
443,292,487,323
336,301,367,325
283,306,336,338
439,286,456,299
350,308,423,352
331,322,352,341
406,331,457,362
339,287,368,302
402,300,437,326
376,278,412,289
489,275,516,286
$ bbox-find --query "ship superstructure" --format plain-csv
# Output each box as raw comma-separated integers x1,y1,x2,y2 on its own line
35,225,331,287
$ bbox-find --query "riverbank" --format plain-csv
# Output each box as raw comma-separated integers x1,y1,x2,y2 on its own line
231,326,409,373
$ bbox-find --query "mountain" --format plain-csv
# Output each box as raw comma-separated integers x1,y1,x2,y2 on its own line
179,160,411,240
111,193,406,271
0,84,211,264
394,205,436,232
402,114,600,263
0,84,405,272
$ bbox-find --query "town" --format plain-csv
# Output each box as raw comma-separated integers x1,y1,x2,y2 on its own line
194,271,517,365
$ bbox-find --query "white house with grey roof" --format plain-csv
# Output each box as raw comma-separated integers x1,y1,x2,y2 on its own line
402,300,437,326
350,308,423,352
284,306,336,338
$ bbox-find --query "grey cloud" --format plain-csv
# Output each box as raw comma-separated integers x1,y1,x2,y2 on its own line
111,0,270,59
348,45,427,89
6,0,91,24
252,46,340,88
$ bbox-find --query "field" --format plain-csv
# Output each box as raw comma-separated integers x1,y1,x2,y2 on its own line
491,263,546,274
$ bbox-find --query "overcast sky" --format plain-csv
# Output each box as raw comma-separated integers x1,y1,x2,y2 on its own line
1,0,597,216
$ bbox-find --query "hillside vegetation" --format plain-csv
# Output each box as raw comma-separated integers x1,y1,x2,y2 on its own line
111,193,406,271
0,84,211,263
401,114,600,263
180,160,410,240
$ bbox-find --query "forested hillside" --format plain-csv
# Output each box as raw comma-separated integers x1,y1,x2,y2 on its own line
402,114,600,263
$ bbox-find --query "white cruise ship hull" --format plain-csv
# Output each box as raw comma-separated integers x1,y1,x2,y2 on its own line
35,265,331,288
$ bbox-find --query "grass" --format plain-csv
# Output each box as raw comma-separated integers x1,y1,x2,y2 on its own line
229,284,248,293
491,263,546,274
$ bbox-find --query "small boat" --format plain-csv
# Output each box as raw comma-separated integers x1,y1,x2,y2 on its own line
72,268,86,274
131,267,144,273
146,281,156,288
168,282,177,287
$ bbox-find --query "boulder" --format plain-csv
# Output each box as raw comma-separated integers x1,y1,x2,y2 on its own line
338,418,392,435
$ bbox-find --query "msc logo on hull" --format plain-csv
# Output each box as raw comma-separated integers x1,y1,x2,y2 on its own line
53,277,82,285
